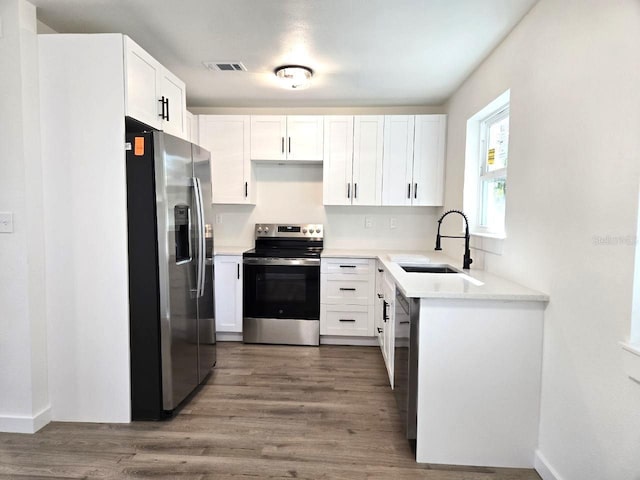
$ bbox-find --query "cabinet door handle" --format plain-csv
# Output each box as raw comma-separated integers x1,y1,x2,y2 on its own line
383,301,389,322
288,137,291,154
414,183,417,199
245,181,248,198
377,268,384,273
407,183,411,199
237,264,240,280
354,183,357,199
339,319,356,322
339,265,356,268
281,137,285,154
347,183,351,199
158,96,166,119
377,293,384,299
377,327,383,334
339,287,356,291
164,97,169,121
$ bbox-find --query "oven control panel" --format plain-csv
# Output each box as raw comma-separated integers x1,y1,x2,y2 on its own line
255,223,323,238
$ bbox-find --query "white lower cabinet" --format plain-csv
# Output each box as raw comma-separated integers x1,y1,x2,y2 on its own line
320,257,375,337
213,255,243,333
320,304,370,336
382,274,396,387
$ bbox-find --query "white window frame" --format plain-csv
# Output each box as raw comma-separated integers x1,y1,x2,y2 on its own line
477,106,509,234
463,89,510,245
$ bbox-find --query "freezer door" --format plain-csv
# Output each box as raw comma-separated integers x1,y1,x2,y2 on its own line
154,132,200,411
192,143,216,382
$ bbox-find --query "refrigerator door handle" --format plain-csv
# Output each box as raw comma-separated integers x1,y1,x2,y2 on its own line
193,177,206,297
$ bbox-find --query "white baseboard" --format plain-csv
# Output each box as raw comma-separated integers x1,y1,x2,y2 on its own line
320,336,379,346
216,332,243,342
535,450,563,480
0,406,51,434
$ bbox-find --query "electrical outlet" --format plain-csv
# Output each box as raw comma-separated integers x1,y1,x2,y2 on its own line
389,217,397,229
0,212,13,233
215,214,222,224
364,217,373,229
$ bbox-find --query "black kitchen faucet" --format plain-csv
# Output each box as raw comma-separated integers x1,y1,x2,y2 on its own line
435,209,473,270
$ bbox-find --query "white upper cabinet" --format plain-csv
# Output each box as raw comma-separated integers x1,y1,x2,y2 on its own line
382,115,415,206
249,116,287,160
323,115,383,206
352,115,384,206
286,116,324,161
250,115,323,162
323,116,354,205
413,114,447,206
382,114,447,206
198,115,255,204
123,36,187,139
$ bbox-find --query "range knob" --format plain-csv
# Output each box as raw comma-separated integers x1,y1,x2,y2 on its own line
257,226,263,233
316,228,322,234
264,227,269,233
302,228,308,234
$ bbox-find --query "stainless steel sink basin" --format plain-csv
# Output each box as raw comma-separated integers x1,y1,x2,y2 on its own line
400,264,460,274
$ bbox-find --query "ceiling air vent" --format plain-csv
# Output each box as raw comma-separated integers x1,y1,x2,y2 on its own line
203,61,247,72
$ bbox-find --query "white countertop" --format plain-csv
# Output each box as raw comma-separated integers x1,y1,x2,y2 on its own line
322,248,548,302
213,245,250,256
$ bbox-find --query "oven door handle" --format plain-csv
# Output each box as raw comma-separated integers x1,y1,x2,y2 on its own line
243,257,320,266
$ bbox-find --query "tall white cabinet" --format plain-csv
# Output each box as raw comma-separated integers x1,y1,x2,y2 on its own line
381,114,447,206
39,33,133,423
323,115,384,206
198,115,255,204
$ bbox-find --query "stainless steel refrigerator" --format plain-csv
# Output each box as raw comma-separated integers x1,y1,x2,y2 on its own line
126,130,216,420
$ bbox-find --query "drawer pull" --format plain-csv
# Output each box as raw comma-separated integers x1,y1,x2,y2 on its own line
339,318,356,322
377,268,384,272
399,321,409,324
339,265,357,268
339,287,356,291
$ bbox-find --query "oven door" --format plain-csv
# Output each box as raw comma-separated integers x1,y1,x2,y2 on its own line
243,258,320,320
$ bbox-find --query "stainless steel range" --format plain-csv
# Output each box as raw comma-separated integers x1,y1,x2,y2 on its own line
243,223,323,346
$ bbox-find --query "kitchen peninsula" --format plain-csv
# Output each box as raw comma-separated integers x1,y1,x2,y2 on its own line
322,248,548,468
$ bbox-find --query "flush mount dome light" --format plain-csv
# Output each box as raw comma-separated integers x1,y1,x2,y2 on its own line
274,65,313,90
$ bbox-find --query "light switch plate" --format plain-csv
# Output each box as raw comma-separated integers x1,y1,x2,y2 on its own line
364,217,373,229
389,217,397,229
0,212,14,233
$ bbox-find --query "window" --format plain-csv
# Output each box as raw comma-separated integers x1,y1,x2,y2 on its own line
463,89,510,238
478,107,509,233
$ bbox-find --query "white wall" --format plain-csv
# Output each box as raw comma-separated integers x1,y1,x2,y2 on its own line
212,164,442,251
0,0,50,433
443,0,640,478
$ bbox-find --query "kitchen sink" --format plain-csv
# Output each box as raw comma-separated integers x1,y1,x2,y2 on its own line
400,264,460,274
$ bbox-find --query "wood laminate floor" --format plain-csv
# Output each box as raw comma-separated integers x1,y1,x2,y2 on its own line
0,342,541,479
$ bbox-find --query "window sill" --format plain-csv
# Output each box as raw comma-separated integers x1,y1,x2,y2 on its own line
620,342,640,383
470,231,506,240
470,232,505,256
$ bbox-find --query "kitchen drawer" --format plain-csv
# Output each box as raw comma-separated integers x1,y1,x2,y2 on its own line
321,257,373,275
320,304,372,336
321,275,373,306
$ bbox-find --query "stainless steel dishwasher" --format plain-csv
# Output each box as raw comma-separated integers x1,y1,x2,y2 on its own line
394,288,420,449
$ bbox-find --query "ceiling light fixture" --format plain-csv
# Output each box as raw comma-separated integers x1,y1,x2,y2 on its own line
274,65,313,90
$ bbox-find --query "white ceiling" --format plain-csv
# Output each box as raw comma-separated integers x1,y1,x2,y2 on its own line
31,0,539,108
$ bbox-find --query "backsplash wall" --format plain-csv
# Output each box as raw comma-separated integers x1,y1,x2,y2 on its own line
212,164,441,251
